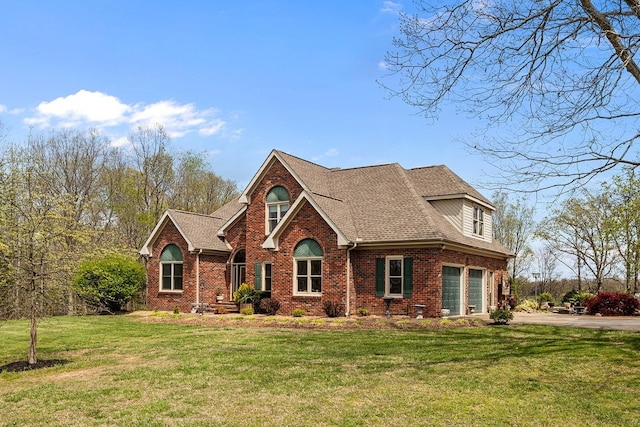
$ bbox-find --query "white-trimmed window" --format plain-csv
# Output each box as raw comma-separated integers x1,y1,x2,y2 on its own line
375,257,413,298
266,186,290,233
386,256,403,296
294,239,322,295
473,206,484,236
160,244,183,291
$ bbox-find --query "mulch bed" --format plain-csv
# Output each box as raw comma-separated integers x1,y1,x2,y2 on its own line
0,359,69,373
133,312,486,330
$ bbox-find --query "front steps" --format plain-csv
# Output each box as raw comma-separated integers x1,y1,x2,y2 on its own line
191,301,239,314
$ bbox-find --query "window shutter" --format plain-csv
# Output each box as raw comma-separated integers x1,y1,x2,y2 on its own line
255,262,261,290
375,258,385,296
403,258,413,297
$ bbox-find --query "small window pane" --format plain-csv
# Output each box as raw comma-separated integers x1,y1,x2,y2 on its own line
311,260,321,276
280,204,289,216
297,277,308,293
162,263,172,276
297,260,307,275
268,205,278,218
389,278,402,294
162,276,172,290
311,277,322,293
389,259,402,276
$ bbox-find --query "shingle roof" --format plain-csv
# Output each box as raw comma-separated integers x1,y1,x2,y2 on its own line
146,150,512,258
165,209,231,253
405,165,492,206
271,150,511,257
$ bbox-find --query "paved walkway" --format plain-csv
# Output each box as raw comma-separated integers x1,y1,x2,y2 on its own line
475,312,640,331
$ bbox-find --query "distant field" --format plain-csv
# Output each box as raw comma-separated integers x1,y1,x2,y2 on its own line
1,314,639,426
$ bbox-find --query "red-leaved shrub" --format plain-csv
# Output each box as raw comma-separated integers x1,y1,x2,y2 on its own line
586,292,640,316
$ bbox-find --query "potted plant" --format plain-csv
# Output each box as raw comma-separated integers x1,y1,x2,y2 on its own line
216,290,224,303
233,283,261,310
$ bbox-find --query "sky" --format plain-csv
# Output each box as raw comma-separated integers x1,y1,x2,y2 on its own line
0,0,488,191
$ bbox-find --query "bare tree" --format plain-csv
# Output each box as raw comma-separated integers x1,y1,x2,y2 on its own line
171,151,239,214
537,190,618,292
535,244,558,295
128,124,174,246
492,191,535,279
383,1,640,193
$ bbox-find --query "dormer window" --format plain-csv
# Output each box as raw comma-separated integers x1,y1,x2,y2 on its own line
473,206,484,236
266,186,289,233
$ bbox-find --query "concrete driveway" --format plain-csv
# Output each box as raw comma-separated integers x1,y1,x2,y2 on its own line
476,312,640,331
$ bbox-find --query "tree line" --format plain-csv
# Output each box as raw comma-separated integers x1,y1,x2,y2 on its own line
0,124,239,321
494,169,640,300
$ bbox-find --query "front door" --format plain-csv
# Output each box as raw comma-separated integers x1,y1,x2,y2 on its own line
231,250,246,298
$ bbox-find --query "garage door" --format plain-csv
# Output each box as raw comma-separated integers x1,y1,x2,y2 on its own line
468,269,484,313
442,266,461,316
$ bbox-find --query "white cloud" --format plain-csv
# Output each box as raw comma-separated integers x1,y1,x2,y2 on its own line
381,1,402,14
25,90,130,127
378,60,389,71
23,90,229,140
130,100,215,138
0,104,6,114
199,120,226,136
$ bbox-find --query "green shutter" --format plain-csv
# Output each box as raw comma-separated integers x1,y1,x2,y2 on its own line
255,263,262,290
375,258,385,297
403,258,413,297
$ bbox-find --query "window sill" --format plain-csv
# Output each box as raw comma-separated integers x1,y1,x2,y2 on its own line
158,290,184,294
293,293,322,298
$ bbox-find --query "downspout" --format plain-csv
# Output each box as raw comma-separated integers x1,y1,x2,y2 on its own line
346,241,358,317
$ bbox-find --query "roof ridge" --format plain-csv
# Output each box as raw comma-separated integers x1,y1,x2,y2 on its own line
408,164,446,171
168,209,214,218
329,162,400,173
275,150,332,171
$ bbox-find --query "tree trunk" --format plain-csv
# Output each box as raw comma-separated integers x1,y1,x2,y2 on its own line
29,314,37,365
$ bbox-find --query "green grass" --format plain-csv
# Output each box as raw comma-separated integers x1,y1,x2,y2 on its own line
1,315,640,426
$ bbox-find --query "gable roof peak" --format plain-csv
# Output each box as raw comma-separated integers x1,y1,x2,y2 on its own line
273,150,331,171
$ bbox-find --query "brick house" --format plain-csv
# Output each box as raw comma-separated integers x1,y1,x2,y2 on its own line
140,150,513,317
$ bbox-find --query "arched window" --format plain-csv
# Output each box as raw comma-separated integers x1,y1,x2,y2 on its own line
294,239,322,295
266,186,289,233
160,244,183,291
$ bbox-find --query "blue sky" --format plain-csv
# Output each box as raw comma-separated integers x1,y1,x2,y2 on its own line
0,0,485,190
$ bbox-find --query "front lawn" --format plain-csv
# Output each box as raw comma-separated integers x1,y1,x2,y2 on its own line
1,314,639,426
